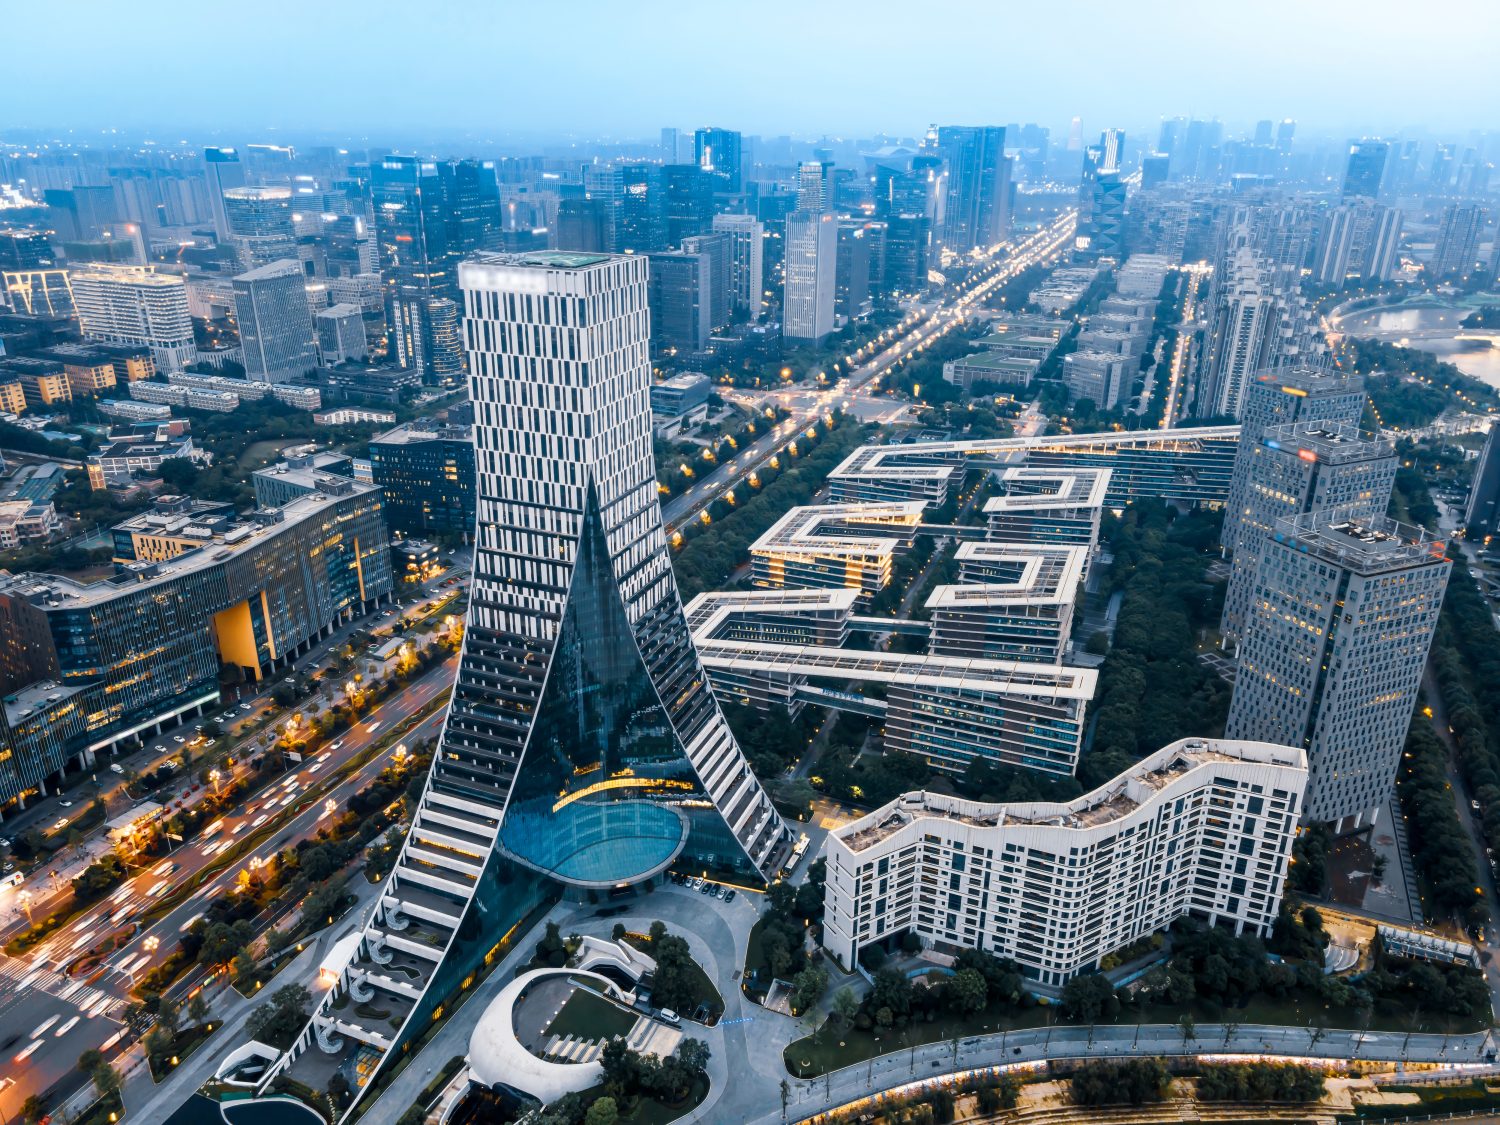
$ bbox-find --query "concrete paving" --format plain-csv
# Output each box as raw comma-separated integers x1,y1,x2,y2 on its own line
763,1023,1498,1125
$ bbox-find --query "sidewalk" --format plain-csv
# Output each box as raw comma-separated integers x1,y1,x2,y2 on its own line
123,873,385,1121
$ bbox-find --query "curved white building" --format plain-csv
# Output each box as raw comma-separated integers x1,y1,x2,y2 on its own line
821,738,1307,986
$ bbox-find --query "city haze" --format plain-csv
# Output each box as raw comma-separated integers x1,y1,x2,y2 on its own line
4,0,1496,140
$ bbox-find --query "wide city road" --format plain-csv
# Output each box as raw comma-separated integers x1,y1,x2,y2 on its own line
661,210,1077,533
0,654,455,1124
755,1022,1497,1125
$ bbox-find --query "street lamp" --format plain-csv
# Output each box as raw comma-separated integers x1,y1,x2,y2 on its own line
18,889,32,922
209,769,222,797
143,935,160,957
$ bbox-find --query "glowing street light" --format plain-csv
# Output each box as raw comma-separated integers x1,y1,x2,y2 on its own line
209,768,222,797
144,935,160,956
18,889,32,922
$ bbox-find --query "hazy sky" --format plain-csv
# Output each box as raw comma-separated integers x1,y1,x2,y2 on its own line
6,0,1496,142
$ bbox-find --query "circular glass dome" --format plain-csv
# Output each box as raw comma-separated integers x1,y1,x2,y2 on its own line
500,797,687,886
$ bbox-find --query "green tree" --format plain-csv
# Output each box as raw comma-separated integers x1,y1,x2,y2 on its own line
245,984,312,1050
187,990,212,1027
584,1097,619,1125
945,967,988,1014
790,965,829,1016
1060,972,1118,1022
831,985,860,1030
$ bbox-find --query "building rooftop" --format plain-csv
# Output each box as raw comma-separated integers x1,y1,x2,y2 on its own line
1271,505,1448,572
683,587,859,637
1261,420,1393,464
2,679,85,726
482,250,611,270
984,467,1111,514
751,502,927,559
656,372,711,390
948,352,1040,371
1251,364,1362,397
0,475,380,609
925,543,1088,610
234,259,303,281
370,420,473,447
834,738,1306,852
828,426,1240,487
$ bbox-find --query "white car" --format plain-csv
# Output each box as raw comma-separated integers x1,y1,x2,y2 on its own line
109,763,125,774
173,736,185,744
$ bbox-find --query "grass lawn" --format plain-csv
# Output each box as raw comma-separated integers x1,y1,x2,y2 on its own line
573,1077,709,1125
547,987,639,1042
625,1074,709,1124
239,438,302,470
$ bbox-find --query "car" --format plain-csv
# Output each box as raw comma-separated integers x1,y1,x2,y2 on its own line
724,889,736,903
110,763,125,774
700,881,713,895
58,799,73,808
1,863,15,875
658,1008,681,1026
240,703,253,712
173,735,185,744
205,739,217,747
1473,800,1482,812
51,818,68,830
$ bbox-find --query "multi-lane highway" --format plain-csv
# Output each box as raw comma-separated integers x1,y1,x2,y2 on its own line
662,210,1077,533
0,652,456,1124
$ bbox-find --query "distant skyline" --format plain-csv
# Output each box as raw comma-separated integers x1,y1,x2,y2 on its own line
5,0,1497,141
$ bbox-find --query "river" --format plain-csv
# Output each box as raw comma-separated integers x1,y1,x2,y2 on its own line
1337,301,1500,386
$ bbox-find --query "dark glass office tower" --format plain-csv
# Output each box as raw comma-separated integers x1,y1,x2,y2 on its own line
694,126,743,192
371,157,500,386
265,250,791,1115
1341,141,1389,200
936,125,1010,252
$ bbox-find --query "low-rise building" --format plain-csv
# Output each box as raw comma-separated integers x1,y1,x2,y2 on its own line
0,357,72,408
0,378,27,414
941,351,1039,392
314,408,396,427
86,424,201,488
98,398,172,422
822,738,1306,985
0,500,60,547
129,380,238,412
649,372,713,417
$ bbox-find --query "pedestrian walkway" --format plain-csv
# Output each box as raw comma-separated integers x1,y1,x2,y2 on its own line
0,951,127,1020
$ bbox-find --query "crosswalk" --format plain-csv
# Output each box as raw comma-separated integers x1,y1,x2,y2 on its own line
0,953,127,1022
